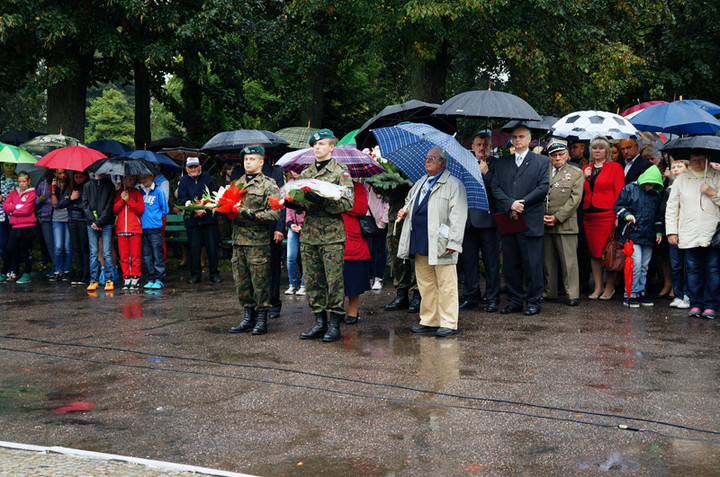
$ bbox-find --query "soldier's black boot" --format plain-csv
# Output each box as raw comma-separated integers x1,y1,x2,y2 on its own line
408,291,422,313
230,307,256,333
251,310,268,335
300,311,327,340
323,313,342,342
384,288,410,311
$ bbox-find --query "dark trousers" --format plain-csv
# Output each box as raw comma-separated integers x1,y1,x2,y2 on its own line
2,228,33,275
368,227,388,280
502,233,544,308
142,232,166,281
269,235,282,309
187,223,219,278
68,219,90,282
685,247,720,310
461,225,501,305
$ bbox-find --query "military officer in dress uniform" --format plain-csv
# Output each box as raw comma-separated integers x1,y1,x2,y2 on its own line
542,139,584,306
229,145,281,335
285,129,354,342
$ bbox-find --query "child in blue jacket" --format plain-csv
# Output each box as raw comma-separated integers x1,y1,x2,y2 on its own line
614,165,665,308
139,174,169,289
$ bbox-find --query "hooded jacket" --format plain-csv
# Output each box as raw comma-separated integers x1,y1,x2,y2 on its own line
82,176,116,227
3,187,37,228
113,186,145,234
614,165,664,246
665,165,720,249
140,182,169,230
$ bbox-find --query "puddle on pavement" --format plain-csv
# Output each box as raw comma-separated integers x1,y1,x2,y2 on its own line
579,452,639,472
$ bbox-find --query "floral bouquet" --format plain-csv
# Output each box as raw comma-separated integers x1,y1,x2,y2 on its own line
177,182,247,220
269,178,348,210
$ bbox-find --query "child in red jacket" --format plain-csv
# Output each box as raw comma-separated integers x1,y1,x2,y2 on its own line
0,172,37,284
113,175,145,290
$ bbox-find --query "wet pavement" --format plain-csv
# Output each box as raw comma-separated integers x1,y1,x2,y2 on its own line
1,271,720,476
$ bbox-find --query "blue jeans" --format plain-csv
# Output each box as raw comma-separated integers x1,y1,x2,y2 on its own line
627,244,653,299
669,244,686,299
87,224,114,283
52,221,72,274
685,247,720,310
142,231,165,281
286,228,304,287
368,227,388,280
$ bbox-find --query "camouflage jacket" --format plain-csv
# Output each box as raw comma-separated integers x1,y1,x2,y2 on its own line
232,173,281,246
299,158,354,245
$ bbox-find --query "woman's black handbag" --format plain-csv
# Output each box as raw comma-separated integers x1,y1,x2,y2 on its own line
358,209,383,239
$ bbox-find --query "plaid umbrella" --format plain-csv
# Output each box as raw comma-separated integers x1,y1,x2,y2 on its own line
276,127,320,149
372,123,489,210
276,145,384,178
0,143,37,164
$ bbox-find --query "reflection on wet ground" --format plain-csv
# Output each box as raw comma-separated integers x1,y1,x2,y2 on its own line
1,278,719,475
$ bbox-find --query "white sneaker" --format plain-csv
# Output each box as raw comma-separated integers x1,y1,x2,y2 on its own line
296,286,306,296
669,297,683,308
284,286,296,295
371,278,383,290
676,296,691,309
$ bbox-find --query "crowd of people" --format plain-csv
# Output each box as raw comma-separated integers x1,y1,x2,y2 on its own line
0,123,718,341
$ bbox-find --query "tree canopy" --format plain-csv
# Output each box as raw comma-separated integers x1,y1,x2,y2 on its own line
0,0,717,146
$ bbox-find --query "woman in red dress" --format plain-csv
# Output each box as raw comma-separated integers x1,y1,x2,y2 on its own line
582,136,625,300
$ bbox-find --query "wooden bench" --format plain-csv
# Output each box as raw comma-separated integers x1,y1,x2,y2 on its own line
165,214,188,243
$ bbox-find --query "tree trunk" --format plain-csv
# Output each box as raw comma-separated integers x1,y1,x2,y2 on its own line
299,66,324,128
134,61,152,149
411,41,450,103
46,53,92,141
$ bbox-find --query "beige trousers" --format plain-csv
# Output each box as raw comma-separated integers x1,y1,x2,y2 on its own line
414,254,459,330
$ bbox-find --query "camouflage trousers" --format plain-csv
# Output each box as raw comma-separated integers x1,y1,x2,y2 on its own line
232,244,270,310
300,242,345,315
386,229,417,292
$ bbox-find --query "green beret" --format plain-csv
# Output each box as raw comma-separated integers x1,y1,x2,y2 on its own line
309,128,336,146
242,144,265,156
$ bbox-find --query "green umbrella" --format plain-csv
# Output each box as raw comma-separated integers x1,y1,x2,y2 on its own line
337,129,358,146
0,143,37,164
275,126,320,149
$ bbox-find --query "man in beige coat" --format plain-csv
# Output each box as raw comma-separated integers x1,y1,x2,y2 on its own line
397,147,467,337
542,139,584,306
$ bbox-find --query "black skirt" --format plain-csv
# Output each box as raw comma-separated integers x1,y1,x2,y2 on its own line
343,259,370,296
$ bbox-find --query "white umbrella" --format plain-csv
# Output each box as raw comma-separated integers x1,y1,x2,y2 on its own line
550,110,638,140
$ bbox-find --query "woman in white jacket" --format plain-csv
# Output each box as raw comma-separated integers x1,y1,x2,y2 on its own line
665,152,720,319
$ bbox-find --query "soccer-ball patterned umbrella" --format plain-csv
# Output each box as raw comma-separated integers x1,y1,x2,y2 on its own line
550,110,638,140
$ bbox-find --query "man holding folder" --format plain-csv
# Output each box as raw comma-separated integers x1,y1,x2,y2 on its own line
491,125,549,316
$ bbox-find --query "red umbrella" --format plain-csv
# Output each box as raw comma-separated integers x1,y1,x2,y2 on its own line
36,146,106,171
622,239,634,301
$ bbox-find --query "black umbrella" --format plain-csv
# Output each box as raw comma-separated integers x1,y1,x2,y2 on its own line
660,135,720,162
202,130,288,153
501,115,559,135
432,90,542,121
146,137,196,151
87,139,134,157
354,100,457,149
0,130,44,145
86,156,158,176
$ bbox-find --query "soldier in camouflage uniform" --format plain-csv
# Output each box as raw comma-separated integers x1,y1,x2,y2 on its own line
285,129,354,342
228,145,281,336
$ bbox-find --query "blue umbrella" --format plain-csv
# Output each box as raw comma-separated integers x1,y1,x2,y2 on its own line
87,139,134,157
683,99,720,115
127,150,181,174
372,123,489,210
630,101,720,135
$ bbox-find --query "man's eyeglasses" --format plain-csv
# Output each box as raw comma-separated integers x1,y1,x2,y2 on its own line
425,156,441,162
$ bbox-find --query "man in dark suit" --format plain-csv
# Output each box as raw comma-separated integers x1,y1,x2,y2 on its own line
491,125,550,316
459,132,501,313
620,139,651,184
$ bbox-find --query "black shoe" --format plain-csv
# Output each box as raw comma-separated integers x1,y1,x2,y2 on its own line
300,312,327,340
210,275,222,283
230,308,256,333
251,310,268,335
345,314,358,324
385,289,409,311
322,313,342,342
268,305,281,319
408,292,421,313
435,327,458,338
411,324,439,333
484,303,499,313
500,304,522,314
567,299,580,307
523,305,541,316
188,275,201,284
459,299,479,310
